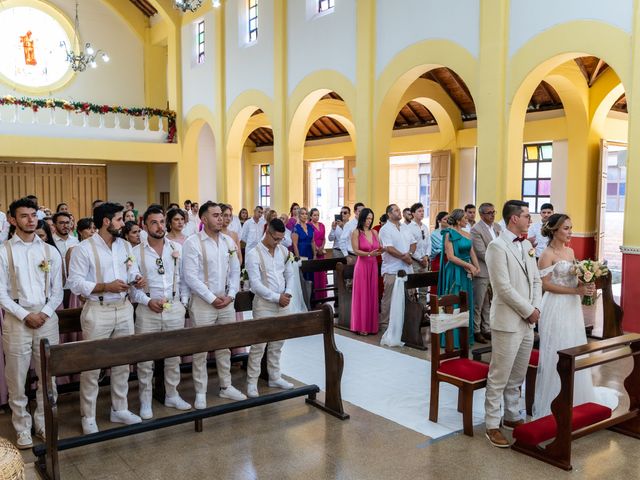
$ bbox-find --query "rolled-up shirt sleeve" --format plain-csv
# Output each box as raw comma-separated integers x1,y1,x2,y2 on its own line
183,238,216,304
67,245,96,299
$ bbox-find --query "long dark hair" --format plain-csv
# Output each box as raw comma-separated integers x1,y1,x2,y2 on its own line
357,208,375,232
36,220,56,247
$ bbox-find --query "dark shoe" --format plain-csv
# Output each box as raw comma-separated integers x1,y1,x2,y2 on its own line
485,428,510,448
502,418,525,430
474,333,488,344
481,331,492,340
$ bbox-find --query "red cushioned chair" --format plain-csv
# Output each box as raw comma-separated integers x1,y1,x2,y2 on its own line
525,348,539,416
429,292,489,436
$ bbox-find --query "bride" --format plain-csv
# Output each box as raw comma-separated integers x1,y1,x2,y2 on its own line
533,213,619,418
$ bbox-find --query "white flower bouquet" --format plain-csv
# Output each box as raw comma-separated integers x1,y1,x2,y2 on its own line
573,259,608,305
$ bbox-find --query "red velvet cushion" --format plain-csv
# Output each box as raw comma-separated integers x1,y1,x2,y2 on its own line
513,402,612,445
529,349,539,367
438,358,489,383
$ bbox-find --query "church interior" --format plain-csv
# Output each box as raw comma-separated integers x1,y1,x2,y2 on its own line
1,0,640,478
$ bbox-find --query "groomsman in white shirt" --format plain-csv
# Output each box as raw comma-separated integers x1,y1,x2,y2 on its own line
240,205,265,253
403,202,431,273
338,202,364,257
245,218,296,397
329,206,350,257
527,203,554,259
52,212,79,273
0,197,63,449
183,201,246,407
68,202,145,434
130,206,192,420
379,204,415,328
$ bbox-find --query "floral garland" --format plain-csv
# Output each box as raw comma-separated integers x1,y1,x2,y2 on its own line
1,94,177,143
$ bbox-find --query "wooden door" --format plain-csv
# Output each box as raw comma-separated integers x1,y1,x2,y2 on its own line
344,156,356,208
0,163,34,213
429,150,451,228
389,163,419,208
595,140,608,260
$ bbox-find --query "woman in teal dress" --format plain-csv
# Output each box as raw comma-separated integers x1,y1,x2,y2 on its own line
438,209,481,347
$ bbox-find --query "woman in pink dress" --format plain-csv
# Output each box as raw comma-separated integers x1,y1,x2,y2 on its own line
350,208,383,335
286,203,300,232
308,208,327,299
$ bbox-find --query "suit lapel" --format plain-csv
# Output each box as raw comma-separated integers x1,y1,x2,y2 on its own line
499,234,528,276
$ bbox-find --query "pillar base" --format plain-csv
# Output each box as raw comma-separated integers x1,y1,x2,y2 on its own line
621,247,640,333
569,234,595,260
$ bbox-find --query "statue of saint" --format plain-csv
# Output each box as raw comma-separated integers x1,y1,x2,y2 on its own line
20,30,37,66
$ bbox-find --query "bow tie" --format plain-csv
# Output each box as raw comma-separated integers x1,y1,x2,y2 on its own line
513,236,525,243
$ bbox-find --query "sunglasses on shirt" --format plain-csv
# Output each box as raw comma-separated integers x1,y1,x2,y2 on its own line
156,257,165,275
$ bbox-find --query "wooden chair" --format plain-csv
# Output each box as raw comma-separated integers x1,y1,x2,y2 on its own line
593,271,624,339
512,333,640,470
335,262,354,330
300,257,347,311
429,292,489,436
397,270,438,350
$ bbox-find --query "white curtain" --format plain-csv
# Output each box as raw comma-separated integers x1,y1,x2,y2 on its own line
381,275,407,347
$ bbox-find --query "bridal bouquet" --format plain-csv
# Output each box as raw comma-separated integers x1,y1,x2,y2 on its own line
573,259,609,305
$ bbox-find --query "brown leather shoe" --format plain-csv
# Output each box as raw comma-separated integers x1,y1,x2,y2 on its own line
485,428,510,448
474,333,488,344
502,418,525,430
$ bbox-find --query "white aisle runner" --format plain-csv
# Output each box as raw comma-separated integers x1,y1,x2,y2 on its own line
280,334,490,439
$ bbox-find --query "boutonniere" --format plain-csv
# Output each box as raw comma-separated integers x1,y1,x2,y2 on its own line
286,252,295,264
528,248,535,258
39,260,51,273
228,249,237,258
124,254,135,269
171,249,180,260
162,301,172,311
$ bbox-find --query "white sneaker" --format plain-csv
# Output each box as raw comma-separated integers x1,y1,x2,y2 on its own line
219,385,247,401
247,383,259,398
110,409,142,425
16,431,32,449
139,402,153,420
81,417,99,435
269,378,294,390
194,393,207,410
165,395,192,411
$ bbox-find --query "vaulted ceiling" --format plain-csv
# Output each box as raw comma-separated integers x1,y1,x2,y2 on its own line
129,0,158,17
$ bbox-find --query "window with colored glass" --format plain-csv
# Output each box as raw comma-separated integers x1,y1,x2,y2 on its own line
259,164,270,207
522,142,552,213
197,21,205,64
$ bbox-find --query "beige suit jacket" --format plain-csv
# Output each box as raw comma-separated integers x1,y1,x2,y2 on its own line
485,231,542,333
471,222,501,278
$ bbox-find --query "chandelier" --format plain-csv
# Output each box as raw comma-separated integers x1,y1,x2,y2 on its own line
60,1,109,72
174,0,221,13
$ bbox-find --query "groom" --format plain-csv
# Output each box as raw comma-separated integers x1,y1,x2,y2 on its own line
484,200,542,447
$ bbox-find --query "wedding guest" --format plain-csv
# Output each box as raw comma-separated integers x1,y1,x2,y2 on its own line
125,201,139,222
339,202,364,257
309,208,327,298
0,197,63,448
402,208,413,226
438,209,480,346
52,212,79,269
67,202,145,434
263,209,278,232
329,206,350,257
404,202,431,274
528,203,554,259
76,217,96,241
471,203,501,344
221,204,243,265
240,206,265,253
43,216,54,233
350,208,382,335
292,208,316,282
123,209,136,224
226,205,243,235
130,206,191,420
245,218,296,397
278,213,293,248
430,211,449,272
167,203,180,211
462,204,476,232
379,204,414,329
286,203,300,231
56,203,69,213
238,208,249,228
373,213,387,232
373,214,387,298
65,218,95,309
122,221,141,247
183,201,246,407
26,195,45,220
35,220,56,248
166,208,189,245
91,199,104,210
0,209,9,244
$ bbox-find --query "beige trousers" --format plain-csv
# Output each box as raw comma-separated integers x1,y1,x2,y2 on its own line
188,296,236,392
247,297,291,383
79,300,134,419
484,326,534,429
379,273,397,328
135,302,187,403
472,276,491,334
2,307,59,434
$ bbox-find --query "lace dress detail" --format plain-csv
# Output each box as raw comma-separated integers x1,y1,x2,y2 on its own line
533,261,619,418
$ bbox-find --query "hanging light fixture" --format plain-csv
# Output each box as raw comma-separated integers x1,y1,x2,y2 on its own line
174,0,204,12
60,1,109,72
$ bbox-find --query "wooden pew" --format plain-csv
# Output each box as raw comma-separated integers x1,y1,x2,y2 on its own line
592,272,624,339
511,333,640,470
397,270,439,350
34,306,349,480
334,262,354,330
300,256,347,311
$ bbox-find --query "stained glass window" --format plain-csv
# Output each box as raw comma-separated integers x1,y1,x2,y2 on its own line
259,164,270,207
197,21,205,64
522,143,552,213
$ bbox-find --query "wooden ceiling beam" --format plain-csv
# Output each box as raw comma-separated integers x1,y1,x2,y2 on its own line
574,58,590,84
425,70,466,115
404,103,422,123
395,109,411,126
327,117,347,134
539,81,558,104
446,70,475,113
589,58,605,87
322,117,341,135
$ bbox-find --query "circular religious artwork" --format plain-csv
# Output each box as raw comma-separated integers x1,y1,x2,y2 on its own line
0,5,73,91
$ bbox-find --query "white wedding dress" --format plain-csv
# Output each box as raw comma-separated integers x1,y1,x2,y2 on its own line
532,260,619,419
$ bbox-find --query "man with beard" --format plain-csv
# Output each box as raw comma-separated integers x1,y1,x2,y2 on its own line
130,206,192,419
68,202,146,434
52,212,79,273
0,197,63,448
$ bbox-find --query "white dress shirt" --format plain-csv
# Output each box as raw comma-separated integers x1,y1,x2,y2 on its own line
379,222,414,275
130,238,189,306
281,228,292,249
0,211,9,244
403,221,431,261
182,221,197,237
246,242,294,304
53,233,79,265
228,216,242,236
240,217,266,252
338,218,357,255
483,220,498,240
67,233,140,302
328,225,343,243
183,230,240,304
0,235,63,320
528,222,548,257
